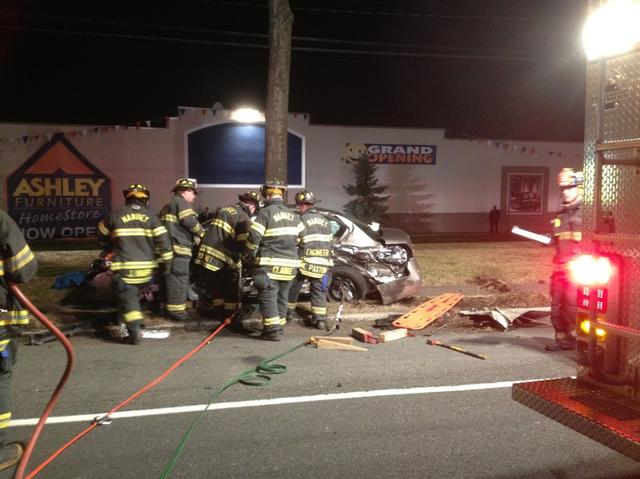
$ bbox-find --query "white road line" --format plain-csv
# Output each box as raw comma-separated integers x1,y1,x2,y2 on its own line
11,377,568,427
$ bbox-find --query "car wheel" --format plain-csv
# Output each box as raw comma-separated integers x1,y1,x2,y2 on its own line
327,266,369,302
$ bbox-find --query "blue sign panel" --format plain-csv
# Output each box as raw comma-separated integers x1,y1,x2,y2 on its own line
188,123,303,186
6,134,111,241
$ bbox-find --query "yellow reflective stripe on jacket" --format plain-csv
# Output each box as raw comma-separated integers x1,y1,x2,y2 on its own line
236,232,248,242
557,231,582,241
212,218,235,237
162,214,178,223
301,233,333,243
0,339,10,351
122,276,153,285
112,228,155,238
178,208,196,220
193,258,221,273
98,221,111,236
304,257,333,266
552,218,561,228
6,244,35,273
250,222,266,235
173,244,192,256
267,271,296,280
245,241,258,251
159,251,174,262
258,257,301,267
263,227,301,237
0,310,30,326
153,225,168,236
111,260,158,270
198,244,237,267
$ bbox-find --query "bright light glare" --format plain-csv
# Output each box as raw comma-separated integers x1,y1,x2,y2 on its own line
582,0,640,60
579,320,607,338
230,108,265,123
569,255,612,285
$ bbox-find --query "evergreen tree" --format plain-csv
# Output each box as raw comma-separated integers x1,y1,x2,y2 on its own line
343,154,390,223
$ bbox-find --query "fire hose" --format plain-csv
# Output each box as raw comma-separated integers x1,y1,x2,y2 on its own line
8,284,76,479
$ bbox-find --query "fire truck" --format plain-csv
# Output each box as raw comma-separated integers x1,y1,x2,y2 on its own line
512,0,640,461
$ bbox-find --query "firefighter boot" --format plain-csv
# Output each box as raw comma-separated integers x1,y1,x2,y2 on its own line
260,326,282,341
0,443,23,472
124,322,143,345
545,332,576,351
228,314,254,335
312,316,327,331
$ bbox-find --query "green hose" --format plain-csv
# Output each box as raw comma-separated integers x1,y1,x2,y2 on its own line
159,340,307,478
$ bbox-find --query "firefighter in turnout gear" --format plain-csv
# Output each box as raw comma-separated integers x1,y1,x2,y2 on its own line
0,209,37,472
287,190,333,330
193,191,260,333
246,178,305,341
547,168,584,352
159,178,205,321
98,184,173,344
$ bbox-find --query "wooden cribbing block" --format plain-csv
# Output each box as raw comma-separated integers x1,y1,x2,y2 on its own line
313,338,368,352
378,328,408,343
351,327,379,344
310,336,353,345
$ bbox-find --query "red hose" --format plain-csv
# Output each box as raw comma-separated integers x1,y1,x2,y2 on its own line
9,284,76,479
23,317,230,479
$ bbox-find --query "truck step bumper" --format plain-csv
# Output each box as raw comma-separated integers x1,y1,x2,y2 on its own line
512,377,640,462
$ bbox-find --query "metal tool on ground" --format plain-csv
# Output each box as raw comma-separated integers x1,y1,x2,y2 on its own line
326,284,352,334
511,226,552,245
392,293,463,330
426,338,486,360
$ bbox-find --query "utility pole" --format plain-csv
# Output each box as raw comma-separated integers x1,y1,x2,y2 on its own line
264,0,293,185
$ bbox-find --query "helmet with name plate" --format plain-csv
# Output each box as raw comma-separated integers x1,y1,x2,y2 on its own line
294,190,319,206
123,183,150,205
172,178,199,193
260,177,287,198
238,191,260,206
557,168,583,188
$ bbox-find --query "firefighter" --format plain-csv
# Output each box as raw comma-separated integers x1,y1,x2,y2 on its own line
246,178,305,341
159,178,205,321
98,184,173,344
193,191,260,333
547,168,583,351
287,190,334,330
0,209,37,472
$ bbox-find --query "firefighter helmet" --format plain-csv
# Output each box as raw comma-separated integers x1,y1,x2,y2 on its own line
294,190,318,206
122,183,150,204
172,178,199,193
557,168,583,188
238,191,260,206
260,177,286,198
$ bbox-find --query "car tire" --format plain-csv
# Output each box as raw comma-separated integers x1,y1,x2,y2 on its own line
327,266,369,302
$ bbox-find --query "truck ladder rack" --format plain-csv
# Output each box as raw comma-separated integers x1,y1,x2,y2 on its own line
513,378,640,462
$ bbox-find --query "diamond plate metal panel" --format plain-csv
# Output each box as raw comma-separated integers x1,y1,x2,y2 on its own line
602,54,640,143
513,378,640,462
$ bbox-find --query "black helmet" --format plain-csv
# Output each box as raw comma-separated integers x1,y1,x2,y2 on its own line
238,191,260,206
557,168,583,188
294,190,318,206
172,177,199,193
260,177,286,198
122,183,150,204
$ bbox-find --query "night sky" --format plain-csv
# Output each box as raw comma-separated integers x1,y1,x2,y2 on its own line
1,0,588,141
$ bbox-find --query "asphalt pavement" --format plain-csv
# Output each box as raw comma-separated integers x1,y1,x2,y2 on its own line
4,314,640,478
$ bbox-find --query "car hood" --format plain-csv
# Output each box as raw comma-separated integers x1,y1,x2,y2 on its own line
379,227,413,246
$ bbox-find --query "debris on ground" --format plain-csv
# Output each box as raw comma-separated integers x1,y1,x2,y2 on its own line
469,275,512,292
142,330,171,339
459,306,550,330
379,328,408,343
426,338,486,360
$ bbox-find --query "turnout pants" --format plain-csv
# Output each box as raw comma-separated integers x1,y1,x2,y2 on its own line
0,336,17,448
112,275,145,330
288,272,327,320
194,266,241,322
550,270,577,335
254,267,294,330
165,255,191,317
